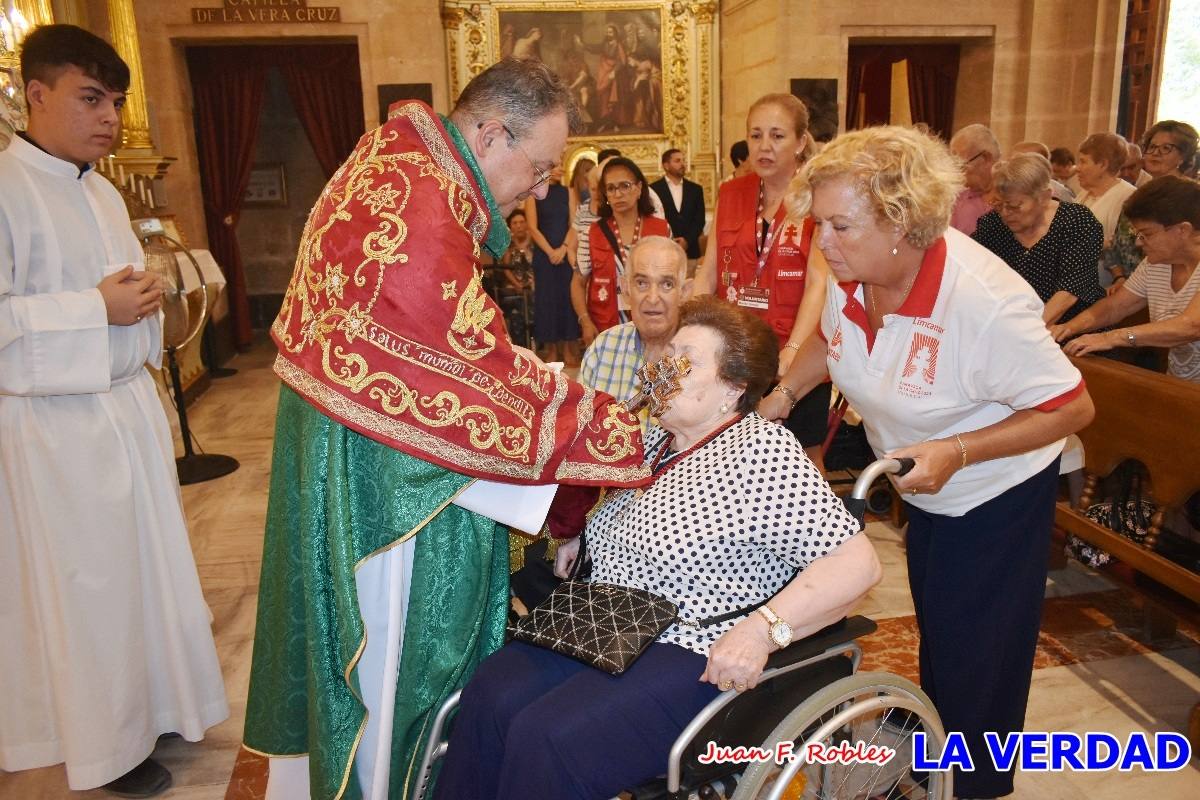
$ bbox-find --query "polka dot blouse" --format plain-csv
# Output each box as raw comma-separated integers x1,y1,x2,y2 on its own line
585,413,861,656
972,201,1105,323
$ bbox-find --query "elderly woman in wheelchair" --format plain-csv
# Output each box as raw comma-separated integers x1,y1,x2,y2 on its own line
427,297,935,800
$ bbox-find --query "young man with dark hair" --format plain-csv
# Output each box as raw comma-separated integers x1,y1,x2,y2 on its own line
649,148,706,264
0,24,227,798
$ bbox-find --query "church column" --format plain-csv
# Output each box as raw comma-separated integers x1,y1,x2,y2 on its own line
106,0,154,150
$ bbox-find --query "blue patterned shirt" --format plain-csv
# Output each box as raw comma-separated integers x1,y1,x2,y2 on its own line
579,322,652,432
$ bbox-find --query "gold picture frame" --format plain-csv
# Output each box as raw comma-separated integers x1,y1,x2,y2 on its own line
442,0,719,206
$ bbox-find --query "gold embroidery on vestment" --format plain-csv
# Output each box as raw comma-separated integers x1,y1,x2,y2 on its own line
584,403,641,464
447,273,497,360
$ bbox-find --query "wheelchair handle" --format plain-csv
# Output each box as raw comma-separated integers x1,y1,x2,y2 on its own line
843,457,915,529
851,457,914,500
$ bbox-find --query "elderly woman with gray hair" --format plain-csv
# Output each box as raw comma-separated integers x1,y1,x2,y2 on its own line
972,152,1105,325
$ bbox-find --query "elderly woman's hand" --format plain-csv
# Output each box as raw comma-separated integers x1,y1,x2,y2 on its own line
553,536,581,579
700,616,771,692
885,438,961,496
1048,321,1074,342
1063,331,1116,357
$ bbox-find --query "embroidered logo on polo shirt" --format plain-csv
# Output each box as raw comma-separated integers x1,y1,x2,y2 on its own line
784,222,805,247
828,326,843,362
776,222,805,258
899,331,939,397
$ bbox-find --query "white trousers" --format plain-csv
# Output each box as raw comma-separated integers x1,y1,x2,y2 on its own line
265,537,416,800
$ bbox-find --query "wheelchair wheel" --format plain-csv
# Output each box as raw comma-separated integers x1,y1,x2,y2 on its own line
732,672,950,800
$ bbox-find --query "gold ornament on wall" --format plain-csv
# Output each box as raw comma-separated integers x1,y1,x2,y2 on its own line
0,3,36,149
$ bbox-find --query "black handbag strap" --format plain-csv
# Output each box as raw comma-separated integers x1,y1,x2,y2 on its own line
567,532,592,580
690,571,797,628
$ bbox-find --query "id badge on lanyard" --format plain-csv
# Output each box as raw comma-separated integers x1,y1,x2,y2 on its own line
737,285,770,309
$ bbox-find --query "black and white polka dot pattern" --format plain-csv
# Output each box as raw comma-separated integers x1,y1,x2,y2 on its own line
972,201,1105,323
586,413,860,655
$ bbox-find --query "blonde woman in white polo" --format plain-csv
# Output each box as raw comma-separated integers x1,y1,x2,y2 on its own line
774,125,1095,800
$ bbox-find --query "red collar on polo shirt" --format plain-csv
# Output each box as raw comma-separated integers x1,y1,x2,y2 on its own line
837,237,948,353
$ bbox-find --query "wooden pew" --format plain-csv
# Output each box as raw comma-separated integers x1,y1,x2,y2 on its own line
1055,355,1200,602
1053,355,1200,750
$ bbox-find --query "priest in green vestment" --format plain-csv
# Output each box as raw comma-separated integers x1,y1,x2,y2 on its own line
232,59,650,800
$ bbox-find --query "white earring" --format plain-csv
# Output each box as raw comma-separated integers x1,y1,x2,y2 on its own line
719,403,729,414
891,246,899,256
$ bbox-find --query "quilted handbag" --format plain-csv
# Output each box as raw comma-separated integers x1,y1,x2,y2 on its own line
507,578,679,675
507,533,779,675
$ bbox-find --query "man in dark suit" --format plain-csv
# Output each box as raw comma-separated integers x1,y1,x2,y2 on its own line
649,148,706,264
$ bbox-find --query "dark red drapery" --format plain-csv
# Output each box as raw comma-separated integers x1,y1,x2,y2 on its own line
187,46,269,349
906,49,960,142
278,44,364,178
845,44,960,140
186,44,365,348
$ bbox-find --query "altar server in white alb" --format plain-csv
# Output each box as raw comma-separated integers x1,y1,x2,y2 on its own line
0,25,227,798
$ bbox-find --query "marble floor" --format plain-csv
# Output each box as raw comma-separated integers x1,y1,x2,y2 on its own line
2,339,1198,799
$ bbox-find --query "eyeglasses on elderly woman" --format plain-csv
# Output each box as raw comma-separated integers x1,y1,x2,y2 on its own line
989,196,1034,215
1144,142,1180,157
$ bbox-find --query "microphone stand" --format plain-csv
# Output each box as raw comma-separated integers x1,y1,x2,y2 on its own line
166,343,240,485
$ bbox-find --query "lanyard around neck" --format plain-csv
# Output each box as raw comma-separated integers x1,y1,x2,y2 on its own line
610,215,643,273
754,181,786,287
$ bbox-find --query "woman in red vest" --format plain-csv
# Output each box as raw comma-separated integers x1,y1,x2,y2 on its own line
697,93,830,469
575,157,672,337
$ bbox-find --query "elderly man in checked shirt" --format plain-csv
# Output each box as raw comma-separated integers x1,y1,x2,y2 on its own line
578,236,693,430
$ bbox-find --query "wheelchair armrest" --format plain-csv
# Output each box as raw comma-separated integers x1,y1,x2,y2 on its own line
764,615,877,671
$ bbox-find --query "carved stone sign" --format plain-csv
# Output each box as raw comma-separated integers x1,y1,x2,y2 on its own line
191,0,341,24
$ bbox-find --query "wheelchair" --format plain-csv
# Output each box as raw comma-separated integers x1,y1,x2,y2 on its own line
413,460,952,800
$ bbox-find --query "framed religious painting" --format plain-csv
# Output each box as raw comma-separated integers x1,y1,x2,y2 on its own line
497,5,667,137
442,0,721,207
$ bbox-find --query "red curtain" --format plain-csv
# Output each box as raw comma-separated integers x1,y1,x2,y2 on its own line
278,44,364,178
187,46,269,349
906,47,961,141
186,45,365,347
845,44,960,139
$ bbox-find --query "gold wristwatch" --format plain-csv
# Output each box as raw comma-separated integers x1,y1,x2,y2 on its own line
757,604,793,648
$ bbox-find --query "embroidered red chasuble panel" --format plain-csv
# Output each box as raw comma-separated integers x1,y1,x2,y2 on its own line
272,102,647,485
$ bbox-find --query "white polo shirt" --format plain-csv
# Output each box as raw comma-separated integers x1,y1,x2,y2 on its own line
821,228,1084,516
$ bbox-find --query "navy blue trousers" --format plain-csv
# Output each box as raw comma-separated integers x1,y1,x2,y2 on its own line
905,457,1059,798
431,640,719,800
